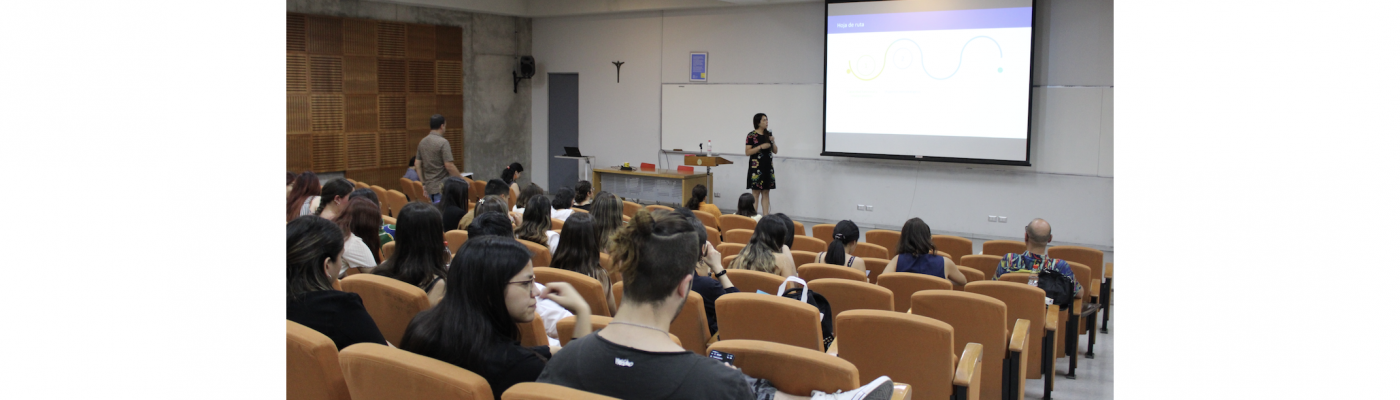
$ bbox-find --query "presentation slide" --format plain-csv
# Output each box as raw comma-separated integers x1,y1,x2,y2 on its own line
824,0,1034,164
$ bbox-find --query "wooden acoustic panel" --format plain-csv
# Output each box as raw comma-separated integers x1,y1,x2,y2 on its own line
406,24,436,60
346,132,378,170
379,131,406,168
377,58,406,93
345,94,378,132
344,56,377,94
312,133,347,172
309,55,343,93
287,54,308,92
288,133,313,172
408,60,435,93
343,19,377,57
406,95,435,131
445,128,463,165
436,25,462,61
308,16,342,55
378,22,406,58
437,95,463,129
310,94,344,132
436,61,462,94
406,131,428,162
287,93,310,133
378,95,405,131
287,14,306,52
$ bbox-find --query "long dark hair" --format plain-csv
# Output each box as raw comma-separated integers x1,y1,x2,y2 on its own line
400,236,532,371
897,217,935,256
550,213,604,281
516,183,544,209
500,162,524,185
315,178,355,217
770,213,795,248
824,220,859,265
573,181,593,204
610,209,699,303
736,193,758,217
752,113,770,134
335,197,385,263
287,216,343,300
733,217,786,275
592,191,625,251
374,202,447,290
686,185,708,210
515,195,552,246
439,178,471,213
287,171,321,222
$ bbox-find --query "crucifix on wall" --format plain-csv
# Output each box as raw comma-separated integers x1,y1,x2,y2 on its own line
612,61,624,83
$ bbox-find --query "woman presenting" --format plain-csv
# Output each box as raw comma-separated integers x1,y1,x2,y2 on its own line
743,113,776,216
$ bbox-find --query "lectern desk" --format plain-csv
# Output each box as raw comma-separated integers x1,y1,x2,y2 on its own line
593,167,708,207
683,155,733,203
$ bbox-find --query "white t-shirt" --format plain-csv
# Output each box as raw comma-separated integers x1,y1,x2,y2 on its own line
550,208,574,222
545,230,560,255
534,282,573,347
341,236,377,276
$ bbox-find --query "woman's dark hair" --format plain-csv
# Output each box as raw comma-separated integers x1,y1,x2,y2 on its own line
550,213,604,281
476,196,511,217
824,220,860,265
752,113,767,130
335,197,385,263
770,213,795,248
439,178,471,213
400,236,532,372
315,178,355,217
592,191,625,251
736,193,758,217
500,162,524,184
573,181,593,204
348,188,379,206
685,185,708,210
897,217,935,256
552,187,575,210
732,217,786,275
287,171,321,222
610,210,699,304
516,183,544,209
515,195,552,246
467,212,515,239
408,155,417,168
374,202,448,290
287,215,343,300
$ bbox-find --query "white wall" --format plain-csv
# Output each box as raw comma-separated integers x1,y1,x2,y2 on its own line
532,0,1113,248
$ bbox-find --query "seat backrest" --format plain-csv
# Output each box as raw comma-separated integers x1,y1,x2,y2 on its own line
600,253,619,285
808,279,893,335
384,190,409,217
715,293,823,351
792,235,826,253
669,291,711,354
724,229,753,244
954,266,985,291
705,226,720,247
981,240,1026,258
517,312,548,347
864,230,901,258
811,224,836,245
852,242,889,259
791,220,806,236
709,339,859,395
355,181,370,190
399,178,415,200
534,267,611,317
909,291,1007,400
557,315,611,347
836,310,955,400
502,382,620,400
719,215,757,235
469,180,486,203
550,218,564,231
516,239,552,269
931,235,974,265
644,204,674,213
790,250,817,267
1049,246,1103,283
723,269,787,293
339,274,430,347
1066,261,1093,315
571,207,589,214
381,241,396,260
997,272,1032,284
694,210,720,230
966,281,1047,378
369,186,390,215
445,230,470,255
287,320,351,400
411,180,429,203
959,255,1002,283
338,343,493,400
722,255,738,269
622,201,642,218
716,243,745,259
611,281,624,309
798,263,866,282
863,257,890,284
876,272,953,312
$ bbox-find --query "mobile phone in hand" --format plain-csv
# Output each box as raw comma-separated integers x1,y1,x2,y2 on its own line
709,350,735,365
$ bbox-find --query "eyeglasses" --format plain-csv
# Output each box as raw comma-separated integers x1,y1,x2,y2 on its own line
508,277,536,289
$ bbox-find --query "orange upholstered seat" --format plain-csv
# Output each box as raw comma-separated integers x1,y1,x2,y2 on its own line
807,279,892,335
556,315,610,346
811,224,835,245
954,266,984,291
709,340,860,395
790,250,818,267
287,320,350,400
798,263,866,282
705,226,721,247
517,312,548,347
724,229,753,245
694,209,720,230
516,239,551,269
864,229,901,257
835,310,980,400
534,267,610,317
723,269,786,293
550,218,564,231
645,204,674,213
399,178,416,201
791,221,806,236
1050,246,1104,300
981,240,1026,258
966,281,1052,387
410,181,430,203
792,235,827,253
910,291,1013,400
339,343,493,400
960,255,1002,282
445,230,469,255
383,190,409,217
715,293,824,351
931,235,973,265
622,201,642,218
469,180,486,203
877,272,953,312
716,243,745,259
852,242,889,259
380,241,396,260
719,215,757,235
668,291,711,354
502,382,619,400
863,257,890,284
339,274,429,347
369,186,390,215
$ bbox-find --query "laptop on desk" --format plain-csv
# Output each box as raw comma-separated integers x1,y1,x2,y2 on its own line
562,146,583,157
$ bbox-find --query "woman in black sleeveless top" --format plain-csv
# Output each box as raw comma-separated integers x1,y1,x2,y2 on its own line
744,113,777,216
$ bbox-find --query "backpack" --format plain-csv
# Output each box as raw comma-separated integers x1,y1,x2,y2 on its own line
777,276,835,351
1037,267,1076,307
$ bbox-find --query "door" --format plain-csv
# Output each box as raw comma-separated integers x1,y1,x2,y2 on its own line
548,73,579,192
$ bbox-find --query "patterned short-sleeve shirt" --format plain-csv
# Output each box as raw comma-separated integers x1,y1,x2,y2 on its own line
994,251,1082,294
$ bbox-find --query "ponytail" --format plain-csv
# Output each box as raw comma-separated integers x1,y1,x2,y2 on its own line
686,185,707,210
607,208,655,286
823,239,847,265
314,178,354,217
824,220,859,265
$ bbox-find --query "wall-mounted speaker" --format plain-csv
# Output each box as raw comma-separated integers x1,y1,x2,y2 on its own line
513,55,535,93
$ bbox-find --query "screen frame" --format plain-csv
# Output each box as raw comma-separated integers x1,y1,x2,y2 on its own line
821,0,1038,166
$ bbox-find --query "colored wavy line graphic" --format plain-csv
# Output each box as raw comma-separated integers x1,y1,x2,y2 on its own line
847,36,1003,81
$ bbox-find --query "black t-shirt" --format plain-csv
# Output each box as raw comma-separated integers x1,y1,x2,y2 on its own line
442,205,468,232
286,290,387,350
474,341,552,399
538,332,754,400
692,273,740,336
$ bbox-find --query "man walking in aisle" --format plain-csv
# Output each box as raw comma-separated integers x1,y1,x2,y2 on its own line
415,114,461,203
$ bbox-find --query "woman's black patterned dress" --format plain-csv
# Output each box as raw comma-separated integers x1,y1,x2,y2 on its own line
745,131,775,190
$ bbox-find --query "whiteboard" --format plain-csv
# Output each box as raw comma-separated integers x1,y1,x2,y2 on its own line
661,84,824,158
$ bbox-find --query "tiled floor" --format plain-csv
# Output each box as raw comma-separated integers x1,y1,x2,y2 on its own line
1023,313,1114,400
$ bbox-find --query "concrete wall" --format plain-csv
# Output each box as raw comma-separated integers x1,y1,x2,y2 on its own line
288,0,535,184
531,1,1114,249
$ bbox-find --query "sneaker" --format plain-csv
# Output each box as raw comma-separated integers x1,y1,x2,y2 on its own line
809,376,893,400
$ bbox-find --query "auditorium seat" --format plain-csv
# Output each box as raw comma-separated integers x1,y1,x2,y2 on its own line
502,382,619,400
380,241,395,260
1049,246,1105,330
966,281,1055,395
722,269,786,294
863,257,890,284
981,240,1026,258
790,220,806,236
997,273,1066,360
877,272,952,312
398,178,415,202
811,224,835,245
694,210,720,230
792,235,826,253
852,242,889,259
381,216,396,225
354,181,370,190
705,226,720,247
709,340,861,396
835,310,982,400
550,218,564,231
719,215,757,235
864,229,900,257
534,267,611,317
369,185,390,215
953,266,984,291
931,235,973,265
1101,262,1113,333
611,282,623,309
556,315,609,346
445,230,469,255
287,320,351,400
338,343,493,400
384,190,409,217
807,279,893,335
790,250,817,267
469,180,486,203
668,291,711,354
1065,261,1101,378
722,254,738,269
517,312,548,347
516,239,551,269
645,204,673,213
724,229,753,244
410,180,429,203
717,243,745,259
959,255,1002,283
622,201,642,218
911,291,1025,400
339,274,429,347
798,263,866,282
716,293,824,351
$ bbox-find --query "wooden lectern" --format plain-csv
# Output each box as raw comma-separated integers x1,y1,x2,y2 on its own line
683,155,733,203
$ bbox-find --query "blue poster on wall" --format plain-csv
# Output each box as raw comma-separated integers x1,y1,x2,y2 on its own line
690,52,707,82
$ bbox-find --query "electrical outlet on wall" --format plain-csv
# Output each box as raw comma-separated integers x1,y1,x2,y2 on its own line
999,216,1008,223
988,215,996,222
714,192,721,198
857,204,865,211
867,205,875,212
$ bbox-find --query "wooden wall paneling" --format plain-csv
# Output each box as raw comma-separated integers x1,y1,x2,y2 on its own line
378,95,406,130
343,56,377,94
308,16,343,55
437,94,463,130
378,22,406,58
312,133,347,172
445,128,464,165
345,94,378,132
406,131,429,163
379,131,406,168
436,25,462,61
287,14,307,52
343,19,377,57
406,95,435,131
407,60,436,94
377,59,406,93
406,24,436,60
287,54,309,92
288,133,313,172
436,61,462,94
311,94,345,132
288,93,311,133
309,55,343,93
346,132,379,170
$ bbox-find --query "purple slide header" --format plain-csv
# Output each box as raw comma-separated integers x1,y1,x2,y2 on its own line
828,7,1032,34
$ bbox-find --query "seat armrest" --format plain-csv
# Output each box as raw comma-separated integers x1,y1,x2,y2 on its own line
1091,278,1101,298
954,342,984,387
1045,304,1059,330
1071,297,1083,316
1009,319,1029,353
890,383,911,400
826,338,839,356
1105,262,1113,278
